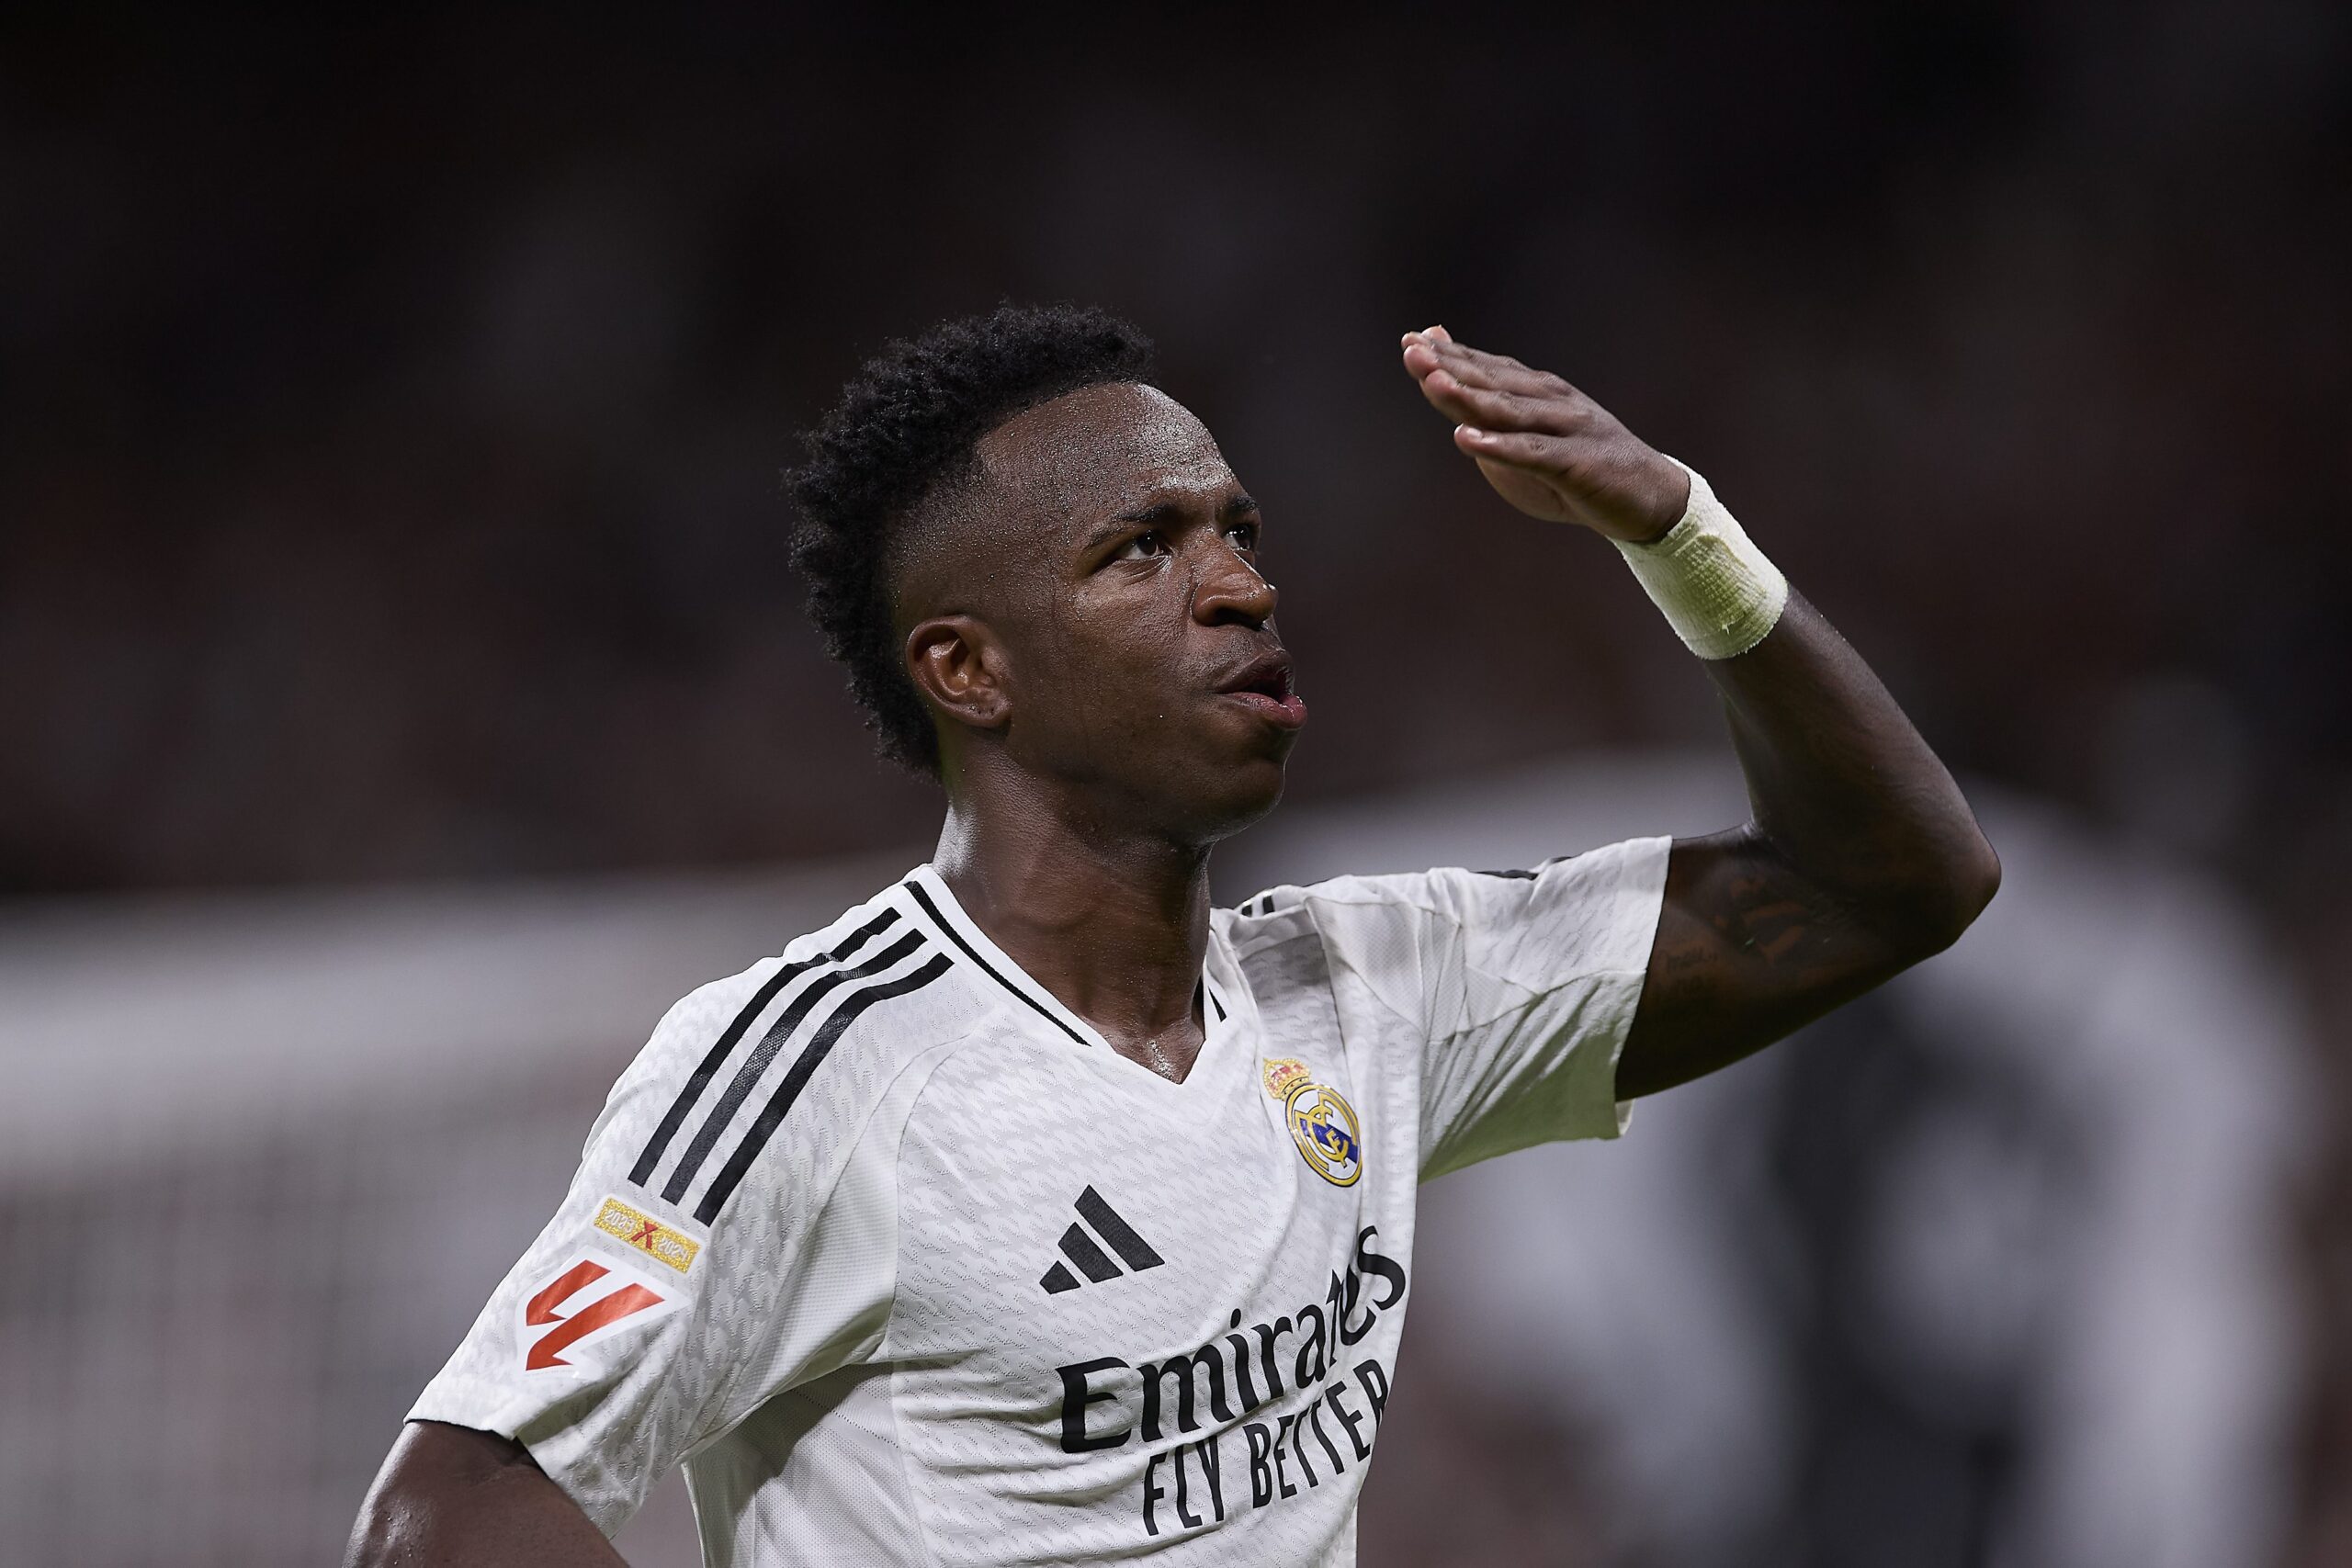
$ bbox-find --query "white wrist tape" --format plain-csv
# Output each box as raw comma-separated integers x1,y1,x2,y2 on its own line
1612,459,1788,660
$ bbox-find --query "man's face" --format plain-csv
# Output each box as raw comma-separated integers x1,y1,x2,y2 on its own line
907,382,1305,840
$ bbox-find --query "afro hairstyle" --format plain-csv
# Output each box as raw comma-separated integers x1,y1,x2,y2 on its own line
786,302,1160,775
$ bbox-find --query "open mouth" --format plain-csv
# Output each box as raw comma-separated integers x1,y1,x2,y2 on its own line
1215,653,1307,729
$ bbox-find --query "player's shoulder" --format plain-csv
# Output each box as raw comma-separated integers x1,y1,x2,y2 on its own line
1215,882,1314,954
599,869,989,1229
639,873,980,1072
1213,874,1444,995
1215,868,1444,950
1214,851,1632,968
1219,847,1635,931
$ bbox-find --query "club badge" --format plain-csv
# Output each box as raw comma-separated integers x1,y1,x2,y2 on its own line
1283,1078,1363,1187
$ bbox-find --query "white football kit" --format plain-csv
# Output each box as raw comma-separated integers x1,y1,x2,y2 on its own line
413,841,1669,1565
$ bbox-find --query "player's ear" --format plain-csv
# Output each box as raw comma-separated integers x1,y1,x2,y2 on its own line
905,615,1012,735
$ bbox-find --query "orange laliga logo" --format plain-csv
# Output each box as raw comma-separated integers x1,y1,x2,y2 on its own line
593,1195,700,1275
518,1256,677,1373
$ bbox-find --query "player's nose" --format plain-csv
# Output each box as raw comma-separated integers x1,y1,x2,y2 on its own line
1194,547,1276,627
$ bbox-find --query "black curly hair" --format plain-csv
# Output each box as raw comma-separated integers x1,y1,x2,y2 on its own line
786,302,1160,776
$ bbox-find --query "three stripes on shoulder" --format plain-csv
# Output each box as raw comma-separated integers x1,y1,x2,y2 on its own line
630,906,950,1226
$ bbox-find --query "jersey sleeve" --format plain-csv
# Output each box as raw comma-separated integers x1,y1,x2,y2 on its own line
1292,835,1671,1180
408,970,906,1535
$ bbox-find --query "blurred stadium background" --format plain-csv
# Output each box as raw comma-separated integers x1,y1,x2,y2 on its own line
3,7,2346,1565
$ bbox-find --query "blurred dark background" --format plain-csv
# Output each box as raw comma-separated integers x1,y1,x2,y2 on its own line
4,5,2347,1563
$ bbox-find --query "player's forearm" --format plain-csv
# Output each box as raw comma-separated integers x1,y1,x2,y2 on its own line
344,1420,628,1568
1394,326,1996,1077
1703,592,1999,954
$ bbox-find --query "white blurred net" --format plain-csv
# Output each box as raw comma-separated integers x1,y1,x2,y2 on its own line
0,862,901,1568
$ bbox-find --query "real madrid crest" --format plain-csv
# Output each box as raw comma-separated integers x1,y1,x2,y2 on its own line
1263,1058,1363,1187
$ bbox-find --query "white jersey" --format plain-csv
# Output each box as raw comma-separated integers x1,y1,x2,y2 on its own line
413,842,1669,1565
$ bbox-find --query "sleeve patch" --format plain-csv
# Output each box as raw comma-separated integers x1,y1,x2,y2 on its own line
515,1252,683,1377
594,1194,703,1275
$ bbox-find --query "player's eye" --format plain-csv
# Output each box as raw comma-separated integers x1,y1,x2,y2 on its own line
1225,521,1260,555
1113,531,1169,563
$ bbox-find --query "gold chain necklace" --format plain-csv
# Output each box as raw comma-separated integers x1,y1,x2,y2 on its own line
1139,1032,1181,1081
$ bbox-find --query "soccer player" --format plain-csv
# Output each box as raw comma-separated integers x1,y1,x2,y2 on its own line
346,305,1998,1565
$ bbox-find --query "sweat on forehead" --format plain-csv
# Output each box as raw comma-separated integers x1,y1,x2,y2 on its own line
972,383,1228,525
888,383,1227,604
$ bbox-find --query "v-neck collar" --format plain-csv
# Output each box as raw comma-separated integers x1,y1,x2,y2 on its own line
900,863,1237,1095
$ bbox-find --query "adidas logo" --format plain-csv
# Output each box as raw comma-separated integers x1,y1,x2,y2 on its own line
1039,1186,1165,1294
